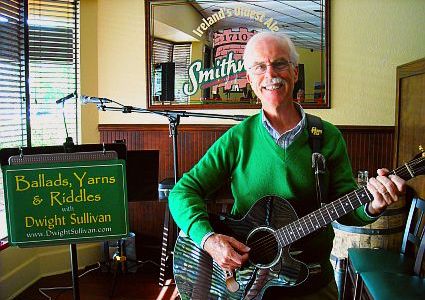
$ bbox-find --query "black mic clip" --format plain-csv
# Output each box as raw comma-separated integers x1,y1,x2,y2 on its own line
56,92,76,104
122,106,134,113
63,137,75,153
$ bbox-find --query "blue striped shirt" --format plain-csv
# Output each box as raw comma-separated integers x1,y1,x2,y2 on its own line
262,102,306,149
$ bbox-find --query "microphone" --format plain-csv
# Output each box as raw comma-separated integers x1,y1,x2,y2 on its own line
56,92,76,104
80,95,113,104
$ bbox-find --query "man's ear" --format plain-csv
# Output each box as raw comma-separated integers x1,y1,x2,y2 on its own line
246,71,252,84
294,65,299,83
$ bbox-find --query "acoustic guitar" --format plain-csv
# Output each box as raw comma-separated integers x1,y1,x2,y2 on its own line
173,149,425,300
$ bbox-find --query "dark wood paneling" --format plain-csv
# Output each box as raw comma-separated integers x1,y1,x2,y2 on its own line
100,124,395,181
99,124,395,250
339,126,394,177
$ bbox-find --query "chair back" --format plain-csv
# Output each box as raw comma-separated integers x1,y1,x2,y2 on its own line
401,197,425,270
414,232,425,276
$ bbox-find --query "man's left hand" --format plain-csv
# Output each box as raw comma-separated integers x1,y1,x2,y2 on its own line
366,168,406,215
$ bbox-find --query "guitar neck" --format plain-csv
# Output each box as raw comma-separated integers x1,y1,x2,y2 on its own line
275,161,420,247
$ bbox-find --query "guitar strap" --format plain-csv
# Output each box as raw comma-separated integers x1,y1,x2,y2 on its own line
306,113,326,209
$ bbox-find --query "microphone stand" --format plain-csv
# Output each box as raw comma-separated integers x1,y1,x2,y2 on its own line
56,93,80,300
94,101,247,285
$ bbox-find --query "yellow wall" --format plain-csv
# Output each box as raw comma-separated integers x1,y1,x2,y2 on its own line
97,0,150,124
81,0,100,144
96,0,425,126
321,0,425,125
297,47,322,99
153,2,202,39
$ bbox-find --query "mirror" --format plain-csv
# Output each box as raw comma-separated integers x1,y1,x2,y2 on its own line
146,0,330,109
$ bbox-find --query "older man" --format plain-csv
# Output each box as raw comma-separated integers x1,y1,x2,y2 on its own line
169,32,405,299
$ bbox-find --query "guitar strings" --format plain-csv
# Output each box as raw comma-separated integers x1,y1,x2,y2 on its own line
247,192,361,250
246,189,368,250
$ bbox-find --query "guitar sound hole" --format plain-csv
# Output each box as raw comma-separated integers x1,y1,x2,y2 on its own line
246,227,279,267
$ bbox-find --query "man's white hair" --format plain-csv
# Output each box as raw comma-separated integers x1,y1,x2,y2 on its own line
243,32,299,69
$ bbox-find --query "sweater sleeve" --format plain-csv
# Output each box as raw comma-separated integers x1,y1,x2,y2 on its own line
168,129,236,246
326,127,377,226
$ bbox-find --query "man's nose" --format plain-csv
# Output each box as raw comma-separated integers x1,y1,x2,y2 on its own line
264,64,279,77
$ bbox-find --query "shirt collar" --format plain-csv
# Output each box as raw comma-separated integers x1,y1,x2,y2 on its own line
261,102,306,137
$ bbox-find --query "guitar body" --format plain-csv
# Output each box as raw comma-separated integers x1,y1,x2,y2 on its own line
173,196,309,300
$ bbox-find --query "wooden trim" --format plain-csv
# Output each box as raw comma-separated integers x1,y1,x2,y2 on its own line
98,124,233,131
144,1,331,110
325,0,331,109
99,124,393,132
337,125,393,132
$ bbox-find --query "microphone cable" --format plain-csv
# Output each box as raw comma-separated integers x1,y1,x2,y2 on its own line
56,91,76,142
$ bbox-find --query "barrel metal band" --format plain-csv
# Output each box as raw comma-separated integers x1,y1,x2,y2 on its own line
381,207,406,216
331,222,405,235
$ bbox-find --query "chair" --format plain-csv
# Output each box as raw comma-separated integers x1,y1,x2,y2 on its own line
343,197,425,299
360,235,425,299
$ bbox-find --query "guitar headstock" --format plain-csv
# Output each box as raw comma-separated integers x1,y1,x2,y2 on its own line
394,146,425,180
410,145,425,177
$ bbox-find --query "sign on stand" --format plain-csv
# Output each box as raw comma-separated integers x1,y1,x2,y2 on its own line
3,159,129,247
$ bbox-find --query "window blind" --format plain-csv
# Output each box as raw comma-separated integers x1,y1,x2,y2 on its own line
152,39,191,104
0,0,26,240
28,0,79,146
173,43,191,103
152,38,173,64
0,0,26,148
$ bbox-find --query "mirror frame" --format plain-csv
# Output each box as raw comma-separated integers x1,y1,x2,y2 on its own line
145,0,331,110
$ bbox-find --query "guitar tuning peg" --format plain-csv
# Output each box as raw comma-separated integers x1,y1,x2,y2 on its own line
419,145,424,156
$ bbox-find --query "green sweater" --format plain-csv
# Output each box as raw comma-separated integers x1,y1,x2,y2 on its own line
169,113,375,288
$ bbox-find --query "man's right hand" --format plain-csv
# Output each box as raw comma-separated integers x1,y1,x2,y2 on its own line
203,233,250,270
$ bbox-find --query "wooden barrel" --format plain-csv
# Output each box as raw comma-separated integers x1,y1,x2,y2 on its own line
331,197,406,259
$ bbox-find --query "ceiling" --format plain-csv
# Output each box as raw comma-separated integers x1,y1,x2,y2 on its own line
191,0,326,50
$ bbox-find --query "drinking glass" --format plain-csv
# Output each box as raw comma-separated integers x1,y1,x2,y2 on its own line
357,170,369,187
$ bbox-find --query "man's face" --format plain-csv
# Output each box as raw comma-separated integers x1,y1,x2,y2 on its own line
245,37,298,109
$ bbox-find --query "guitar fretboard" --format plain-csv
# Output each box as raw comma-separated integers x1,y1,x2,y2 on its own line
276,186,372,247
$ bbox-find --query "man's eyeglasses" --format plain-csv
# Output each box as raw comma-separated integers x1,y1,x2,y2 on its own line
248,60,293,75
